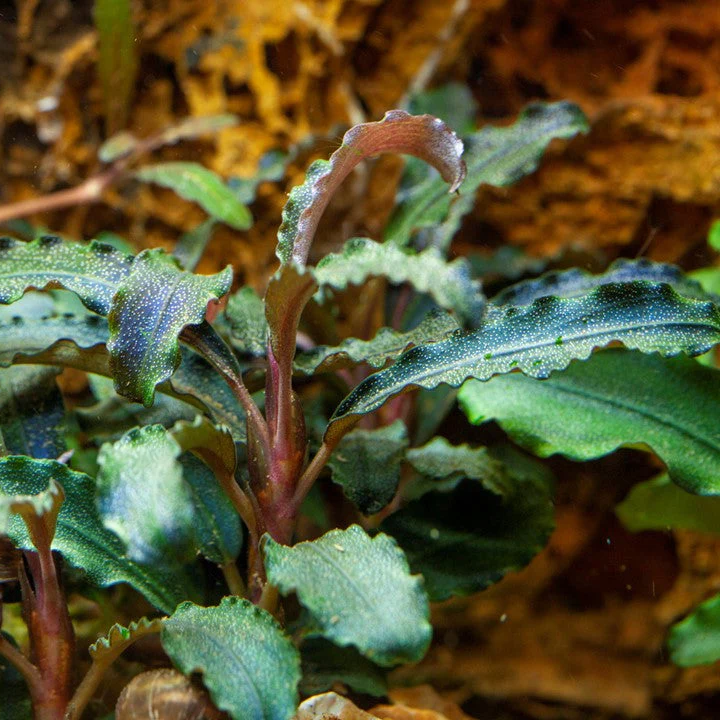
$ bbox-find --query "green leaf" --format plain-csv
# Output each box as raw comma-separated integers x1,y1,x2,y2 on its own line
226,286,269,357
173,219,216,272
264,525,431,666
492,258,715,306
709,219,720,252
277,110,465,265
459,350,720,495
98,130,138,163
162,597,301,720
408,83,478,135
97,425,197,566
94,0,138,134
0,457,187,612
313,238,484,328
327,282,720,442
0,633,32,720
299,638,388,698
0,236,133,315
328,421,408,515
405,436,510,499
383,454,554,601
386,101,589,249
107,248,232,406
295,310,459,376
669,593,720,666
135,162,252,230
89,617,165,661
0,366,65,458
617,474,720,535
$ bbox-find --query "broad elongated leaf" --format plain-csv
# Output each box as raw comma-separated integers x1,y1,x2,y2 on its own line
226,286,269,357
328,282,720,441
295,310,459,376
313,238,484,328
668,594,720,666
492,257,716,306
328,421,408,515
277,111,465,265
107,249,232,406
0,457,187,612
0,236,133,314
264,525,431,666
383,450,554,601
386,101,589,249
94,0,137,133
97,425,196,566
135,162,252,230
617,474,720,535
459,350,720,495
0,366,65,458
162,597,301,720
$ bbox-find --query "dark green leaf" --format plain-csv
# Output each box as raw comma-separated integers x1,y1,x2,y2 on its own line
0,236,133,315
313,238,484,328
0,366,65,458
295,310,459,376
617,474,720,535
107,248,232,406
226,287,269,357
173,219,216,272
0,457,187,612
135,163,252,230
299,638,388,698
94,0,138,134
96,425,197,566
408,83,478,135
669,593,720,666
328,282,720,442
459,350,720,495
328,421,408,515
162,597,301,720
277,111,465,265
264,525,431,666
386,101,589,249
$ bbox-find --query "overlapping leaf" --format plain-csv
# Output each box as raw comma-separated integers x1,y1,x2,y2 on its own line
226,286,269,357
277,110,465,265
107,249,232,406
264,525,431,666
459,350,720,495
385,101,589,249
327,282,720,441
0,457,187,612
313,238,484,327
162,597,301,720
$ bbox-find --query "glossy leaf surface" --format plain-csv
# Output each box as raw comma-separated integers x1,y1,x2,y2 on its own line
265,525,431,666
162,597,301,720
459,350,720,495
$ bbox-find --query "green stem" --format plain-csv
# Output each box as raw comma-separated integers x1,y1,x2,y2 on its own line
221,560,247,598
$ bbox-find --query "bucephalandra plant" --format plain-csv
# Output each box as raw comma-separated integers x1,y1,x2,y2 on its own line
0,99,719,719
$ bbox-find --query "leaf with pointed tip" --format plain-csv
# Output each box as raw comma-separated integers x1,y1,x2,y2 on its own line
226,286,269,357
668,593,720,666
295,310,459,375
156,114,238,147
107,248,232,406
385,101,589,250
162,597,301,720
617,474,720,535
313,238,484,328
405,436,510,499
328,421,408,515
264,525,431,666
0,236,133,314
492,258,716,306
382,449,554,601
327,282,720,443
97,425,197,566
0,457,188,611
135,162,252,230
89,617,165,661
277,111,465,265
460,350,720,495
0,366,65,458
